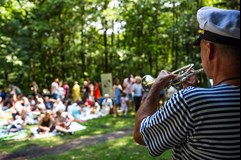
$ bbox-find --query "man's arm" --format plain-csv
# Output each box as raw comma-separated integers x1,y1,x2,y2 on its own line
134,71,176,145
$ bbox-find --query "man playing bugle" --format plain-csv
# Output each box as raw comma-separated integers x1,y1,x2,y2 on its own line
134,7,240,160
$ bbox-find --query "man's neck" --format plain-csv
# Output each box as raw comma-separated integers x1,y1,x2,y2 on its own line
213,76,240,87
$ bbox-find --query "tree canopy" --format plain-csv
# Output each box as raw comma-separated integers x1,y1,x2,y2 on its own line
0,0,240,93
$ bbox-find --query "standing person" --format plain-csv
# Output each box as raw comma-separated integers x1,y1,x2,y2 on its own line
0,97,4,118
58,81,65,100
0,87,7,101
94,81,101,102
9,85,22,97
72,81,80,102
87,79,95,102
134,7,240,159
112,79,123,117
123,74,134,110
120,92,128,116
82,81,90,103
132,76,143,112
63,82,70,99
51,78,59,100
31,81,39,97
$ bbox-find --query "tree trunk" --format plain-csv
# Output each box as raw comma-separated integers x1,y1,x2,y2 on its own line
103,0,109,73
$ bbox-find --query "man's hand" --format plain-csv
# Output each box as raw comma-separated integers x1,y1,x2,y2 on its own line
153,70,177,91
134,70,176,145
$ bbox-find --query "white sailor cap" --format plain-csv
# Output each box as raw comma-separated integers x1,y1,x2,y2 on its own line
193,7,240,46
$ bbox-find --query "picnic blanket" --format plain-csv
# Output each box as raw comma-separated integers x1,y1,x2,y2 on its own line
30,122,87,138
0,126,28,141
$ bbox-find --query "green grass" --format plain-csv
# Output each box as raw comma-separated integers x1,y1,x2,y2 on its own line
33,136,172,160
0,111,172,160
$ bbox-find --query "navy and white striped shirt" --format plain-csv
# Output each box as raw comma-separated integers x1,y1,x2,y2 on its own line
140,84,240,160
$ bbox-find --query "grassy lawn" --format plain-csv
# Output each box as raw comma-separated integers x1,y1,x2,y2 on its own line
0,111,172,160
33,136,172,160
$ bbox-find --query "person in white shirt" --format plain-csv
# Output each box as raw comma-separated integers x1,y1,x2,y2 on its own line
101,94,113,116
132,76,143,112
166,86,178,99
53,98,66,114
51,78,59,99
123,74,134,109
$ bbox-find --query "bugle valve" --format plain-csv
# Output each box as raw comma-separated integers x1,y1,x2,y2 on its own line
142,64,204,90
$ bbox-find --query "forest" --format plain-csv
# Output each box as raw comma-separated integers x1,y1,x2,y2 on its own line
0,0,240,94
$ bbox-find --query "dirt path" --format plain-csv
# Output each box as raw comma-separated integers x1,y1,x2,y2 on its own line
0,128,133,160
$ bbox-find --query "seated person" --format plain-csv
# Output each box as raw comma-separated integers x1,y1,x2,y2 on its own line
0,97,4,118
67,102,87,123
89,101,101,115
7,115,24,133
52,98,66,114
21,97,38,125
44,96,55,110
101,94,113,116
36,96,47,113
55,110,74,135
37,110,55,134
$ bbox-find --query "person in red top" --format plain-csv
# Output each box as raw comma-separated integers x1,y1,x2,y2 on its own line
94,81,101,101
63,82,70,99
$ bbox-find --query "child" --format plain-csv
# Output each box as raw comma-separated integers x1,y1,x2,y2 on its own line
120,93,128,116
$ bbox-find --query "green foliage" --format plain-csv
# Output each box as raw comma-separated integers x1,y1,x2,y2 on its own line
0,0,240,92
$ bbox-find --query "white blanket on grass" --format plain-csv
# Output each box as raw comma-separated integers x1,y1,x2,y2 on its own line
0,127,28,141
30,122,87,138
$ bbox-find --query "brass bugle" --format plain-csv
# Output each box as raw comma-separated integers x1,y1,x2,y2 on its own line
142,64,204,90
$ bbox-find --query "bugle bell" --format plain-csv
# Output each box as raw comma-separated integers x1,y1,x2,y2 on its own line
142,64,203,90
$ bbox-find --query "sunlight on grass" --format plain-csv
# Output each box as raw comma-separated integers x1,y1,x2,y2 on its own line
105,122,112,126
1,112,172,160
33,135,172,160
92,130,104,134
0,113,136,153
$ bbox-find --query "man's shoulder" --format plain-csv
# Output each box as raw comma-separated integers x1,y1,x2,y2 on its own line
181,85,240,98
182,87,211,95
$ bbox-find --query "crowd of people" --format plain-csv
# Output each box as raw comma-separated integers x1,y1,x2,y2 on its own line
0,76,119,135
0,74,180,136
0,78,112,136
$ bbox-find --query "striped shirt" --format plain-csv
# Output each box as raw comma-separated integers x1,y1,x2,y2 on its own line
140,84,240,160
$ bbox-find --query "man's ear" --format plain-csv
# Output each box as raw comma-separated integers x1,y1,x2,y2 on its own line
206,42,215,62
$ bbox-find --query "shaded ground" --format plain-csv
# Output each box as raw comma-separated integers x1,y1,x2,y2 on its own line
0,128,134,160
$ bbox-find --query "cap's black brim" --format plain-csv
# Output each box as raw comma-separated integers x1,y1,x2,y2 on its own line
193,30,240,46
193,37,201,46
